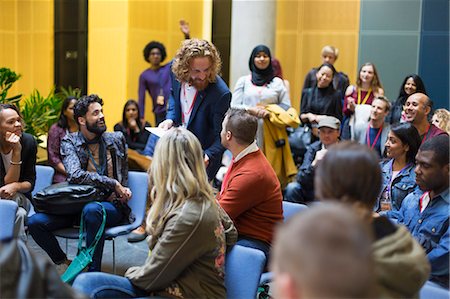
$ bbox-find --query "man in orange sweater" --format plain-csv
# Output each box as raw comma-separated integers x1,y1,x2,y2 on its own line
218,108,283,260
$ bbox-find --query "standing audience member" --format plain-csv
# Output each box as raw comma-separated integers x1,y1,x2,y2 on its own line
114,99,150,153
284,116,340,204
0,104,36,241
231,45,291,149
315,141,430,298
159,39,231,180
431,108,450,134
138,41,171,125
388,74,427,125
376,123,421,213
386,135,449,288
300,63,343,125
353,96,391,157
218,108,283,260
403,93,447,142
271,203,375,299
138,21,191,125
272,58,291,96
29,95,132,273
47,96,78,183
342,62,384,140
72,128,237,298
302,45,350,98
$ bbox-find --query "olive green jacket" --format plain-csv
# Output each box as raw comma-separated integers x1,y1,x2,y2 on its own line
126,199,237,299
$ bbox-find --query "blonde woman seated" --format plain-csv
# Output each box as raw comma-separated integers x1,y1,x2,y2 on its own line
72,128,237,298
432,108,450,134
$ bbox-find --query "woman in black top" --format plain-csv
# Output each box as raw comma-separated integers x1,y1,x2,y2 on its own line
114,100,150,153
300,63,343,125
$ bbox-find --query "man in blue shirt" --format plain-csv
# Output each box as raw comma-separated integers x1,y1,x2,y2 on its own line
389,135,449,288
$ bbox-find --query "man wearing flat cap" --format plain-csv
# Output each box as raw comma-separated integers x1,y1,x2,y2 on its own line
284,116,341,204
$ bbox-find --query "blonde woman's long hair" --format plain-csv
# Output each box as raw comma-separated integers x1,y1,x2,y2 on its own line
146,128,216,237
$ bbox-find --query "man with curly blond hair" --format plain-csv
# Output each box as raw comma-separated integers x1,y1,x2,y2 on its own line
159,39,231,180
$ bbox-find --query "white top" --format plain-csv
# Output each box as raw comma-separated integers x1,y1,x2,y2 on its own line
231,75,291,109
231,75,291,149
180,83,198,127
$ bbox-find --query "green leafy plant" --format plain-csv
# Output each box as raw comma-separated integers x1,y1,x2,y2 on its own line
20,88,62,138
58,85,82,99
0,67,22,104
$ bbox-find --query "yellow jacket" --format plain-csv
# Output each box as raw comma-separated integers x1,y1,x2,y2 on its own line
263,104,300,187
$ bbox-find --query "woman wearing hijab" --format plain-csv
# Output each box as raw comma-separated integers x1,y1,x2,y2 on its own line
231,45,291,148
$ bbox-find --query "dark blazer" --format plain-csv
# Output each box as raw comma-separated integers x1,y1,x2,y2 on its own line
167,75,231,179
0,132,37,200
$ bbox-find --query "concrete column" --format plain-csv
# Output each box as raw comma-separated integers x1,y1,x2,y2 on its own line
229,0,277,89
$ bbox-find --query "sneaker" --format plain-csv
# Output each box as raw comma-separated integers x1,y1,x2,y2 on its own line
127,226,147,243
55,259,71,276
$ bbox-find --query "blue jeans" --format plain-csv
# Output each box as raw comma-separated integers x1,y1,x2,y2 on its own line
28,201,123,271
72,272,149,298
237,236,271,263
284,181,314,204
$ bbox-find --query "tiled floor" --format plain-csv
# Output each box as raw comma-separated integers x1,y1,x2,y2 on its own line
27,233,149,275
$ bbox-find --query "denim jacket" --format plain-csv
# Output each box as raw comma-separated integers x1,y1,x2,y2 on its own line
389,188,449,280
376,159,417,212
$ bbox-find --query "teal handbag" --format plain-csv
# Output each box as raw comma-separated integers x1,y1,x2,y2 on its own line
61,202,106,284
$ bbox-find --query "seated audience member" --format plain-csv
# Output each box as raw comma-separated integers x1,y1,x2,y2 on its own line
302,45,350,98
315,141,430,298
386,135,449,288
217,108,283,260
0,104,36,241
0,239,84,298
284,116,340,204
376,123,421,213
431,108,450,134
271,203,375,299
353,96,391,157
388,74,427,125
47,96,78,183
28,95,132,273
72,128,237,298
114,99,150,153
404,93,447,142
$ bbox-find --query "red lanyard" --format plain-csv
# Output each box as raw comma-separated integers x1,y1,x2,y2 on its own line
419,191,429,212
421,124,431,145
181,84,198,125
366,125,383,149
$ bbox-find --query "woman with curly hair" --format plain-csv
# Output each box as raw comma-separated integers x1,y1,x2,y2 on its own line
138,41,171,125
73,128,237,298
